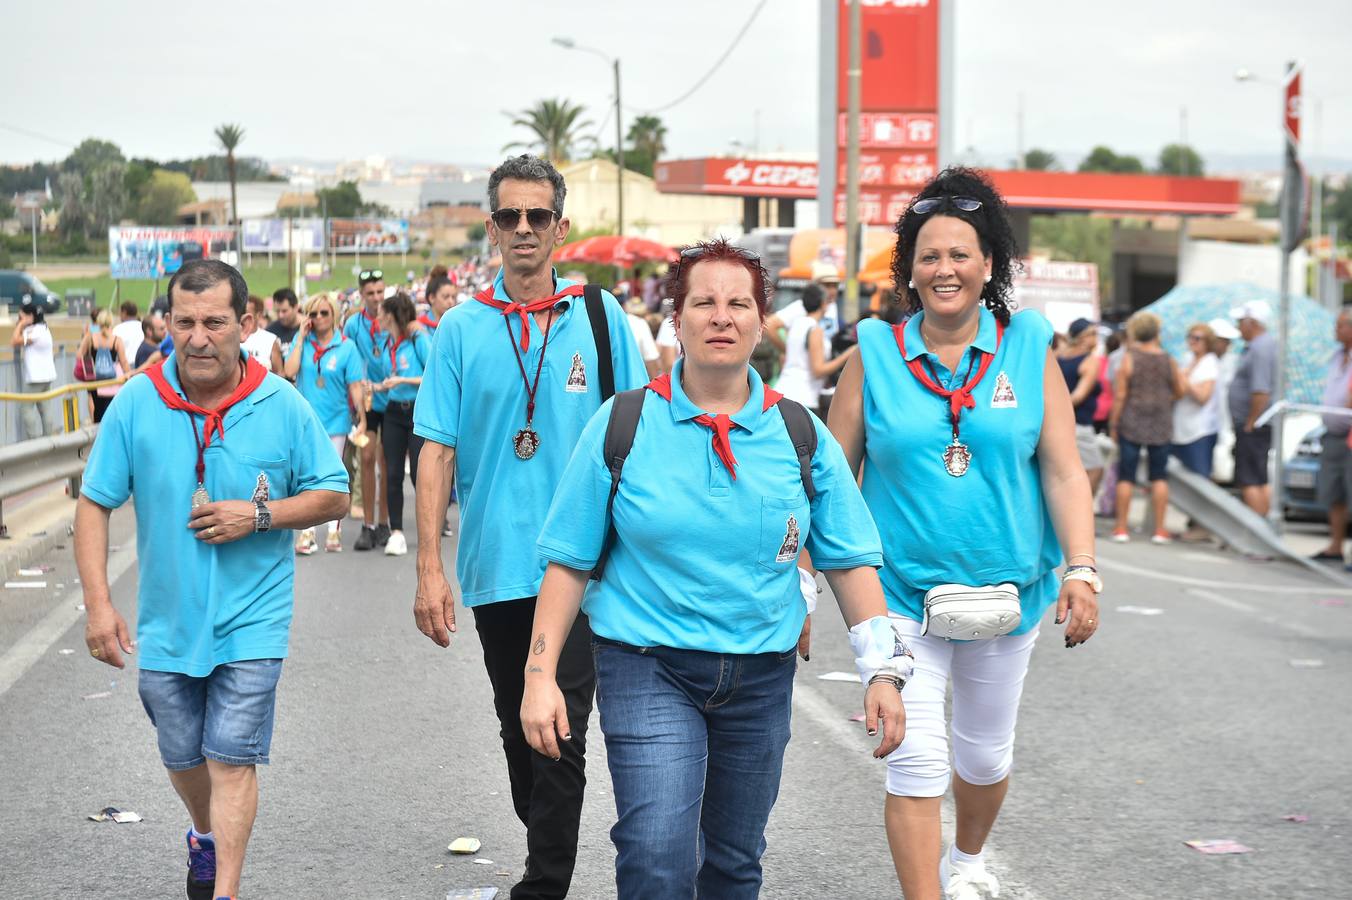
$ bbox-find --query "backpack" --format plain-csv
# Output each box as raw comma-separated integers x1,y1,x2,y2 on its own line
590,388,818,579
93,342,117,380
582,283,614,400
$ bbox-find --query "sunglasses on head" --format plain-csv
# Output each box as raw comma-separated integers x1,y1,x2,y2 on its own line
490,207,559,232
675,245,761,278
912,196,983,215
359,270,384,285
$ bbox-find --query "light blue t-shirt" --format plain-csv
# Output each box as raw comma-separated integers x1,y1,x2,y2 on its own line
413,270,648,606
857,308,1062,634
538,360,883,654
343,307,390,413
385,329,432,404
80,356,349,676
287,333,365,437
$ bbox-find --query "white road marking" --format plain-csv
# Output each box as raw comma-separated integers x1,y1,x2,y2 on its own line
1098,555,1352,595
1186,587,1326,639
0,543,138,699
792,678,1045,899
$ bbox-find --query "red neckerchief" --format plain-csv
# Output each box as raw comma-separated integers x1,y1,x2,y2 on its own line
361,308,382,342
146,357,269,486
389,330,417,370
894,318,1004,442
308,333,343,366
646,373,783,481
417,313,438,329
475,284,586,352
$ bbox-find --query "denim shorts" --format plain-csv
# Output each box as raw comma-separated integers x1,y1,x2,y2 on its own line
138,659,284,769
1117,438,1169,484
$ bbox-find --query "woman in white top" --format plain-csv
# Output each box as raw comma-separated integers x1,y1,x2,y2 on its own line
772,283,856,414
9,301,57,439
1171,322,1222,478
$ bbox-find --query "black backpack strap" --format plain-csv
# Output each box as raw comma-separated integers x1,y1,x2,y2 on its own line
584,283,615,402
591,388,647,580
775,398,818,501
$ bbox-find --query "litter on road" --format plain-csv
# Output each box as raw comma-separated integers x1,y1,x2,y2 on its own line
472,859,495,865
448,837,481,854
5,581,47,589
88,807,142,823
17,566,54,575
817,671,860,682
83,691,112,701
58,649,75,655
1289,659,1325,668
446,889,497,900
1184,839,1252,855
1282,814,1310,822
1117,605,1165,616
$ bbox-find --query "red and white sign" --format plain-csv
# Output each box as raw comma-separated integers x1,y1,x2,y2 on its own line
654,158,818,199
834,0,943,225
1284,63,1302,146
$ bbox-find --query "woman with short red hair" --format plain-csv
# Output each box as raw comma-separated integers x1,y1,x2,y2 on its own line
521,239,911,897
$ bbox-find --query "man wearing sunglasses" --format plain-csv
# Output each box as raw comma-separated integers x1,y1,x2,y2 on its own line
412,154,647,900
344,269,392,550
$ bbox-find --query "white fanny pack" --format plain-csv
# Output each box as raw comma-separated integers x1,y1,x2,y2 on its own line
921,583,1021,640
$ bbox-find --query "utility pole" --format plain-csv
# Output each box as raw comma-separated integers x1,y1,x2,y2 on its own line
1271,59,1304,533
614,57,625,237
842,0,862,325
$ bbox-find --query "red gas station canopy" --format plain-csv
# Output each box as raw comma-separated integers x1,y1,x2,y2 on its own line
654,157,1243,217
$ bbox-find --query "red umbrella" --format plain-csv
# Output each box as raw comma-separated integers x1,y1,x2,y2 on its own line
555,235,677,266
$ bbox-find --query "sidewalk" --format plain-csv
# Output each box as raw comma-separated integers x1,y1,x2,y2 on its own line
0,481,78,582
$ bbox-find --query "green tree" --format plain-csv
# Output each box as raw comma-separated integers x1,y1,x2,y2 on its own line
137,169,197,224
1023,148,1059,171
1078,145,1144,174
123,160,154,210
88,163,127,234
214,123,245,224
56,171,88,240
1156,143,1205,176
316,181,364,218
503,98,595,164
1326,180,1352,245
0,195,13,220
62,138,125,179
1029,214,1115,298
619,114,668,177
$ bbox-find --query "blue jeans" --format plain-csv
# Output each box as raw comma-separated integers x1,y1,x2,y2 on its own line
593,638,797,899
1171,433,1218,479
138,659,283,769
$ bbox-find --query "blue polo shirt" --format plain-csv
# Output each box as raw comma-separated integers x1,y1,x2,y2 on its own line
385,329,432,404
287,333,365,436
538,360,882,654
857,308,1062,634
413,270,648,606
343,308,390,413
80,355,349,676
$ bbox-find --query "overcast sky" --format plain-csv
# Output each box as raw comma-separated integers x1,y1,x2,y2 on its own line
4,0,1350,172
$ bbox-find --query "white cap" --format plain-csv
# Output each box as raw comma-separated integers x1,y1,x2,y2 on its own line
810,260,841,283
1207,317,1241,340
1229,299,1272,326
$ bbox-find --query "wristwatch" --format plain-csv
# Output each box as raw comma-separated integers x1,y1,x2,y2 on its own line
254,500,272,533
1062,566,1102,593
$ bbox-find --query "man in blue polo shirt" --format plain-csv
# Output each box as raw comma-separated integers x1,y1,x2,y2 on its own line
412,154,647,900
74,260,349,900
344,269,392,550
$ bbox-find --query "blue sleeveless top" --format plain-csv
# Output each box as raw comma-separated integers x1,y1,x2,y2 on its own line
857,307,1063,633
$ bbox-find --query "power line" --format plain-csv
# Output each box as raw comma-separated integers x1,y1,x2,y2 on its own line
0,122,77,149
635,0,769,114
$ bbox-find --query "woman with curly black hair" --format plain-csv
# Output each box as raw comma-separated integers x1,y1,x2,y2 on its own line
828,167,1100,900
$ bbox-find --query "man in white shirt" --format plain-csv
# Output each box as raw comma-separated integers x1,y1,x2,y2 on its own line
112,301,145,364
9,301,57,438
241,296,283,372
1313,307,1352,562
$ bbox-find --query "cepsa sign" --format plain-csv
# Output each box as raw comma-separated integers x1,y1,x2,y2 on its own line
654,157,819,199
834,0,942,226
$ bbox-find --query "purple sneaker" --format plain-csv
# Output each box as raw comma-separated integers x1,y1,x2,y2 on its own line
186,830,215,900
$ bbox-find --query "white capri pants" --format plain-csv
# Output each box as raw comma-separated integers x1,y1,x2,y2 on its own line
885,614,1039,797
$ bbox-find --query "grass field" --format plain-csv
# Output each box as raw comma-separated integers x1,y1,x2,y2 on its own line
35,253,463,311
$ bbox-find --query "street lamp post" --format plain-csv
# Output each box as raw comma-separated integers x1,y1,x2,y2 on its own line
553,37,624,237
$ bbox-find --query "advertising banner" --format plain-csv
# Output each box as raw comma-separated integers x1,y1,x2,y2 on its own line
327,218,410,253
654,158,818,199
242,218,326,253
108,227,237,280
1012,260,1100,332
834,0,943,226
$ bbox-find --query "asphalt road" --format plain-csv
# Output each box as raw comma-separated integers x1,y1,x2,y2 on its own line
0,496,1348,899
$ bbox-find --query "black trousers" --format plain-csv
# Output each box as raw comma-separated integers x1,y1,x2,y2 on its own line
473,597,595,900
381,400,423,531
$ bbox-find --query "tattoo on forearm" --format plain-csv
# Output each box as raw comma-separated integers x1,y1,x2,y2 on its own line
526,665,543,673
532,633,546,656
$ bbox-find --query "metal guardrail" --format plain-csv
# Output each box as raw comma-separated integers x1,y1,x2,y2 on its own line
0,426,98,537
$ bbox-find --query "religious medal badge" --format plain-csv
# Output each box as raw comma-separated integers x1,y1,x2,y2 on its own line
942,440,972,477
513,427,541,460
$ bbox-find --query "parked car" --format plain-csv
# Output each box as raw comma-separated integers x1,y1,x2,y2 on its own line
1284,424,1327,521
0,270,62,314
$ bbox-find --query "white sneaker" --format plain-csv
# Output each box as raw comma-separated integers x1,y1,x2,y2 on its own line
384,530,408,556
941,846,1000,899
295,529,318,556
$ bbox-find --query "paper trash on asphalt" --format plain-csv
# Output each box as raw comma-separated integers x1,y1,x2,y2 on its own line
18,566,54,575
446,890,497,900
1116,606,1165,616
58,649,75,655
817,671,860,682
5,581,47,589
472,859,495,865
88,807,142,823
1317,598,1348,607
1282,814,1310,822
448,837,481,854
83,691,112,701
1288,659,1325,668
1184,839,1252,854
849,713,866,722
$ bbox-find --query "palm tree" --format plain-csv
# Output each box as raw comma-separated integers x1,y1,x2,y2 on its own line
214,123,245,225
502,99,594,165
626,115,668,164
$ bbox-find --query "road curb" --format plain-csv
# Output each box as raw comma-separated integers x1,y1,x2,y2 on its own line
0,509,75,583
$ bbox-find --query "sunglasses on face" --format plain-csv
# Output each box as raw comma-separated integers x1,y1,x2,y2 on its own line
309,310,332,319
490,207,559,232
1187,334,1205,341
912,196,984,215
359,270,384,285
